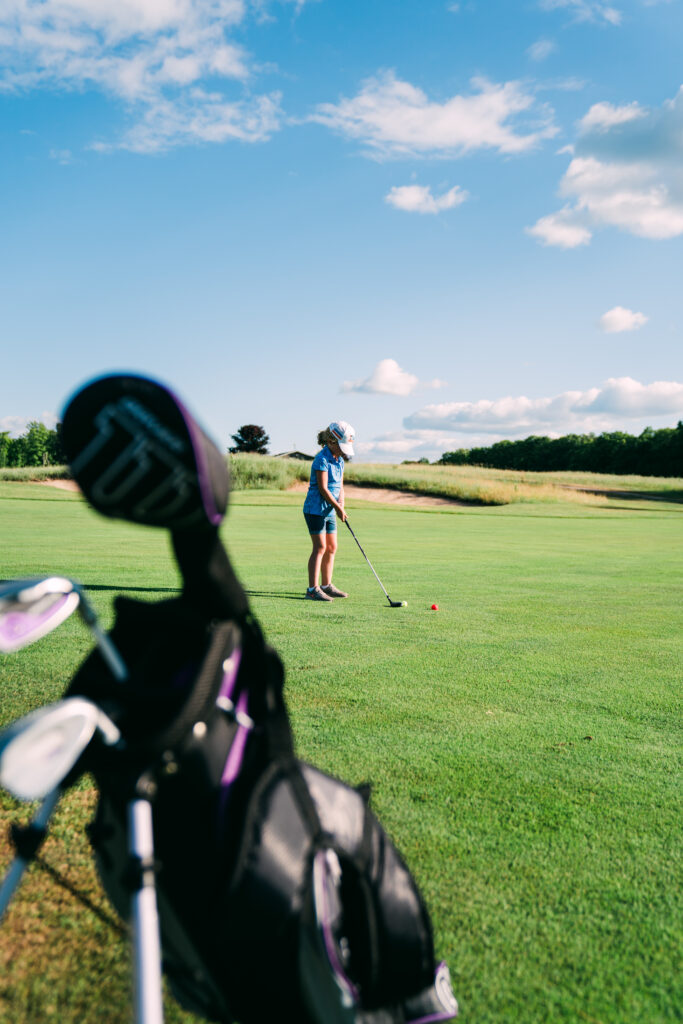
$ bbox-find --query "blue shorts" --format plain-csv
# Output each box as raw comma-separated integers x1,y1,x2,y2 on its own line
304,510,337,534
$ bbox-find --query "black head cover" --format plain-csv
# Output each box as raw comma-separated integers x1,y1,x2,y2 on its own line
62,374,228,531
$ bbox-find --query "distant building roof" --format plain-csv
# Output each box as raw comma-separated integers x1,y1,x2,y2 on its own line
273,450,314,461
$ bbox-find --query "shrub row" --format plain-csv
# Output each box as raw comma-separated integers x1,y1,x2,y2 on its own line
440,423,683,478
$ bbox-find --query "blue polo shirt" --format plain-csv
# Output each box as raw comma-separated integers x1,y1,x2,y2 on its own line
303,446,344,515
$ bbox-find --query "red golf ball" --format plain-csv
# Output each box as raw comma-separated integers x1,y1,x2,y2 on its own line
431,604,439,610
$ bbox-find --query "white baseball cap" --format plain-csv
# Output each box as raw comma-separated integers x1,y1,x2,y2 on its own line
329,420,355,458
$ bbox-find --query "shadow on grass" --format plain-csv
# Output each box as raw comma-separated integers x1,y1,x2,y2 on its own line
583,487,683,503
84,585,307,600
0,580,311,601
34,854,128,937
81,584,181,594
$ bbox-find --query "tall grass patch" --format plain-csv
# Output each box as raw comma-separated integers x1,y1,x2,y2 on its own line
227,453,309,490
344,462,612,506
0,465,71,482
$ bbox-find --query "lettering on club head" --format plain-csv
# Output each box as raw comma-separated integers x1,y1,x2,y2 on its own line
69,399,207,528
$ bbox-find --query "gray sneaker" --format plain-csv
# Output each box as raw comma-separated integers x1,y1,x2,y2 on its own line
321,584,348,598
305,586,334,601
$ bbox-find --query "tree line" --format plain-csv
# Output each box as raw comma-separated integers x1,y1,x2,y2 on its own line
439,423,683,478
0,422,65,467
7,418,680,477
1,420,272,467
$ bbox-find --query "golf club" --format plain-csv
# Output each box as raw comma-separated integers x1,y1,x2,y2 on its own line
0,576,127,682
344,518,406,608
0,697,122,802
0,698,121,918
0,578,165,1023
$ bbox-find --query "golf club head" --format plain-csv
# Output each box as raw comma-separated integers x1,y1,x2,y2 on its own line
0,577,80,653
0,697,120,801
62,374,229,531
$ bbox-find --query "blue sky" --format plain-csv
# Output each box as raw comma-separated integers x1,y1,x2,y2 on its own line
1,0,682,461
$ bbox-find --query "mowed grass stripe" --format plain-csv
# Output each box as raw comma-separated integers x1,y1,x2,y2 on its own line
0,481,681,1023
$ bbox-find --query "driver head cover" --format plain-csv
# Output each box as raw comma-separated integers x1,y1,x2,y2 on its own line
62,374,229,531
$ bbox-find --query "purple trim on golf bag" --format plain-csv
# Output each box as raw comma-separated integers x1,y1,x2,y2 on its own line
216,647,251,799
220,690,249,788
312,849,361,1003
169,388,225,527
218,650,242,704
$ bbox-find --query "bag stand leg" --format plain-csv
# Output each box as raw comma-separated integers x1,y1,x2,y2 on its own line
0,787,60,920
128,798,165,1024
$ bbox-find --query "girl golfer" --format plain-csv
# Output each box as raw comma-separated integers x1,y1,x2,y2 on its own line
303,421,355,601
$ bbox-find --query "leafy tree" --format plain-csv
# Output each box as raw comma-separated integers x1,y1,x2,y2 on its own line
7,436,27,467
24,420,51,466
0,421,65,467
229,424,270,454
46,422,65,465
439,449,469,466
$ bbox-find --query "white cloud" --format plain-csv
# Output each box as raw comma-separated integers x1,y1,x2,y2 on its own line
0,416,31,437
49,147,73,164
527,39,557,61
528,86,683,245
311,70,558,159
342,359,447,396
0,0,286,152
561,156,683,239
578,101,647,133
0,412,58,437
404,378,683,435
385,183,468,214
526,207,592,247
539,0,622,25
599,306,648,332
92,90,282,152
356,429,462,461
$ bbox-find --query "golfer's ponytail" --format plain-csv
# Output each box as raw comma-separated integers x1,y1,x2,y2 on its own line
317,428,335,447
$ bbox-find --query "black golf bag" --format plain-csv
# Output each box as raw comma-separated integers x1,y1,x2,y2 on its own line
61,373,458,1024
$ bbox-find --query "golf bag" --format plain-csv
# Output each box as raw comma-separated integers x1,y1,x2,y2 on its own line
60,373,458,1024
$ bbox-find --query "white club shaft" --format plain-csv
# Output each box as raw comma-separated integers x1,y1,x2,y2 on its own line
0,788,60,920
128,799,164,1024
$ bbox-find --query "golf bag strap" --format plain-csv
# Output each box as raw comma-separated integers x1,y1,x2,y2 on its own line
235,612,296,763
151,617,237,754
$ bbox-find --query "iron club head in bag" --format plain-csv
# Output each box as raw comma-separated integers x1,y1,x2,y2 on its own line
344,518,406,608
0,576,127,682
0,577,80,653
0,697,121,802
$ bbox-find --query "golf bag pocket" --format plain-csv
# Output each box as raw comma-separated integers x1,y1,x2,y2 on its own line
215,759,457,1024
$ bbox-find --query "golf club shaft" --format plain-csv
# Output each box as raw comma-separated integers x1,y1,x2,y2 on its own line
89,621,128,682
344,518,393,605
76,591,128,682
129,798,165,1024
0,788,60,920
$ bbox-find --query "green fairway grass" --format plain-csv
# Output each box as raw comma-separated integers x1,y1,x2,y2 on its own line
1,481,681,1023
